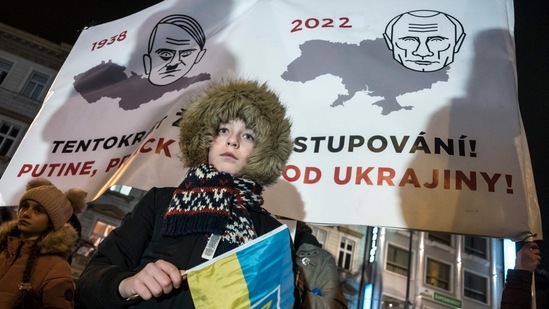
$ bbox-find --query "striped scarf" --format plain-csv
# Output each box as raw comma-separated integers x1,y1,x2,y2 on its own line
162,164,265,255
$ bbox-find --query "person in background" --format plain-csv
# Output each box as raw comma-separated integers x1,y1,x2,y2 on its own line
501,242,549,308
295,221,348,309
0,206,16,224
67,199,88,265
0,178,87,308
76,79,296,308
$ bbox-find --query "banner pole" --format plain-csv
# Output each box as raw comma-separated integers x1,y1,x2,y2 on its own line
524,235,537,309
532,271,536,309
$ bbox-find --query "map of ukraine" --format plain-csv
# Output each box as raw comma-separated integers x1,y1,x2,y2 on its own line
281,38,450,115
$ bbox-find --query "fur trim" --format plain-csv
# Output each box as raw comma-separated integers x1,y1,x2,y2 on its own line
179,79,293,186
0,220,16,239
0,220,77,257
39,223,78,256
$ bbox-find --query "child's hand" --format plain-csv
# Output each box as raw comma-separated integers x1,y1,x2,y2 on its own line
118,260,187,300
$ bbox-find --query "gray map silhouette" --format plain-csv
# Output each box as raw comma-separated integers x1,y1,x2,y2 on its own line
281,38,449,115
73,60,210,110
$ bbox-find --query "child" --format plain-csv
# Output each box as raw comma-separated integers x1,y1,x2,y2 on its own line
0,178,87,308
76,79,295,308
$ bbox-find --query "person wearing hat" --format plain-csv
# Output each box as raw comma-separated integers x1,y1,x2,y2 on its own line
76,79,296,308
0,178,87,308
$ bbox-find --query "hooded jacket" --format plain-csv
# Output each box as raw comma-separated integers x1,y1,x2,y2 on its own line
76,79,296,308
179,79,292,187
0,220,78,309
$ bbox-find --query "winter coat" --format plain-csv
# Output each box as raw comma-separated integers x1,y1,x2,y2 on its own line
76,187,292,308
295,235,347,309
500,269,549,309
0,220,77,309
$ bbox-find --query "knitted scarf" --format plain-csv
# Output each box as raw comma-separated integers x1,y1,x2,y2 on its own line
162,164,265,255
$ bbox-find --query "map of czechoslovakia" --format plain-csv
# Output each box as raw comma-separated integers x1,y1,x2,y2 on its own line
281,38,450,115
73,60,211,111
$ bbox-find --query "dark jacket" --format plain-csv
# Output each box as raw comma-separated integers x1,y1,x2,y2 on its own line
500,269,549,309
76,187,285,308
0,220,77,308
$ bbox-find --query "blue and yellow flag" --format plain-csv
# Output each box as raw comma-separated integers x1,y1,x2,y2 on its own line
186,225,295,309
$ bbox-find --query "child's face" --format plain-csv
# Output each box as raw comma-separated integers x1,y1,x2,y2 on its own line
208,119,255,176
17,200,50,239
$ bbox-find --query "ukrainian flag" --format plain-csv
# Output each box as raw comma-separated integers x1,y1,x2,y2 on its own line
187,225,295,309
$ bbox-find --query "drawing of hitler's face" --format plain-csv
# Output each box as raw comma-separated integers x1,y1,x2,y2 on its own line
145,23,205,85
386,12,465,72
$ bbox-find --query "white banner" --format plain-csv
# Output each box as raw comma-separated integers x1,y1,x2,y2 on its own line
0,0,540,241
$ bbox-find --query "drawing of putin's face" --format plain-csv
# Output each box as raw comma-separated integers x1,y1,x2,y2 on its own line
144,23,206,86
384,10,466,72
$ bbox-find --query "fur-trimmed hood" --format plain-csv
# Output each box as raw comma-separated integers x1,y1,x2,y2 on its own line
0,220,77,257
179,79,293,187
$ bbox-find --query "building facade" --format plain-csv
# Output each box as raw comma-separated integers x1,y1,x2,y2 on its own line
371,228,506,309
0,22,71,177
291,224,508,308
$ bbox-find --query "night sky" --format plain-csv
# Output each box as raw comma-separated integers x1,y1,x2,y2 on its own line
2,0,548,265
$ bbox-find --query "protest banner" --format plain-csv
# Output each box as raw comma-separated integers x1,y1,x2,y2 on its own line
0,0,540,240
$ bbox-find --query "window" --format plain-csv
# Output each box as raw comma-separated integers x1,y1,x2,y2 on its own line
386,244,411,276
428,232,452,246
337,237,355,271
426,258,451,290
311,227,327,247
464,236,487,259
89,220,117,247
110,184,132,196
382,295,406,309
21,71,49,100
464,271,488,303
0,58,13,84
0,121,21,157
